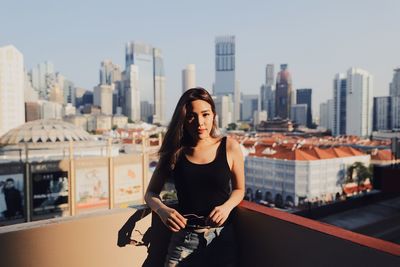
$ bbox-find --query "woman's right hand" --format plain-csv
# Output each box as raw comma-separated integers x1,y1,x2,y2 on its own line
156,207,187,232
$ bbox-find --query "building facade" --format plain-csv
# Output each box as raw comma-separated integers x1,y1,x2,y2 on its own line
214,36,240,122
182,64,196,93
275,64,292,119
346,68,373,137
333,73,347,136
125,42,165,123
296,88,312,127
0,45,25,136
373,96,391,131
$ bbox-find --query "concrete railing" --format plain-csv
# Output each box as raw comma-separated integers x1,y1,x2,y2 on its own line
0,201,399,267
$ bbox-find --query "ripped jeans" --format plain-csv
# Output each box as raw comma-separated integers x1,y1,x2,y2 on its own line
164,223,237,267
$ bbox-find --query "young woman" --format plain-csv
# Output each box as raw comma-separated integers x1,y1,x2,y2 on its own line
145,88,245,266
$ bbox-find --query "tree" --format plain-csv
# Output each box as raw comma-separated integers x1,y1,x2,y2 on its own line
226,123,237,131
346,162,372,193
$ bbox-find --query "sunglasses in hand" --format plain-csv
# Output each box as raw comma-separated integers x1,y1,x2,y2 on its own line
183,214,211,229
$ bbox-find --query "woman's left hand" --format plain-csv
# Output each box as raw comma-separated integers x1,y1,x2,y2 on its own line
207,204,232,227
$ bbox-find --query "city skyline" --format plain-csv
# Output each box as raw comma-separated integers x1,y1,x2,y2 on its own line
1,0,399,119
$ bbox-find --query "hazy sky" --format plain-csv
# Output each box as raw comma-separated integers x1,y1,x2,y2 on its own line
1,0,399,119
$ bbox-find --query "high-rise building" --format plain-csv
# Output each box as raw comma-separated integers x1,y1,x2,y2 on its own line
275,64,292,119
153,48,165,124
291,104,308,126
182,64,196,93
373,96,391,131
391,96,400,129
214,95,233,129
389,67,400,97
296,88,312,127
94,84,113,115
260,64,275,119
125,42,165,123
266,64,274,87
333,73,347,136
123,65,140,122
30,61,54,99
346,68,373,137
319,99,334,131
99,60,122,86
214,36,240,121
241,94,259,121
0,45,25,136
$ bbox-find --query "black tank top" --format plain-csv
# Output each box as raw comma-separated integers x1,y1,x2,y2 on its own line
173,136,232,217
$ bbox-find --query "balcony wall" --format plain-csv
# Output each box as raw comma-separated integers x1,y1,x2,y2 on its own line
0,201,399,267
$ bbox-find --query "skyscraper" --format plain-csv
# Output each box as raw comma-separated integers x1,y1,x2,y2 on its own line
241,94,258,121
389,67,400,97
346,68,373,137
153,48,165,124
333,73,347,136
260,64,275,119
94,84,113,115
296,88,312,127
373,96,391,131
99,60,122,86
275,64,292,119
0,45,25,136
123,65,140,121
182,64,196,93
214,36,240,121
30,61,54,99
125,41,165,123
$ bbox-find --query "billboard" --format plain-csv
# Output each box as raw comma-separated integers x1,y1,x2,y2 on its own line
75,158,109,212
31,161,69,220
114,154,143,207
0,173,24,223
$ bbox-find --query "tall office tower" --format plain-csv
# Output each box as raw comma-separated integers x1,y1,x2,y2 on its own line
0,45,25,136
275,64,292,119
291,104,308,126
99,60,122,85
123,65,140,121
214,36,240,121
241,94,259,121
153,48,165,124
214,95,233,129
373,96,391,131
260,64,275,119
319,99,334,131
63,79,76,105
125,41,165,123
182,64,196,93
296,88,312,127
30,61,54,99
333,73,347,136
346,68,373,137
392,96,400,129
266,64,274,87
389,67,400,96
24,71,39,102
94,84,113,115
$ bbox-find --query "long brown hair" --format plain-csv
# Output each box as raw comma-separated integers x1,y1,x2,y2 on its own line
158,87,219,174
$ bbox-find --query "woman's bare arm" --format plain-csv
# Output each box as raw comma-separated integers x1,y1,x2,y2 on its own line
208,137,245,226
144,165,186,232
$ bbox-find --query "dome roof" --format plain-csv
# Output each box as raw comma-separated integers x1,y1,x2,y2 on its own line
0,119,94,145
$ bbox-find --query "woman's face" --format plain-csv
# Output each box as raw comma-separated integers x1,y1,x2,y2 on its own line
184,100,215,141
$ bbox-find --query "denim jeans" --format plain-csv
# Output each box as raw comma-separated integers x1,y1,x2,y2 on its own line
164,223,237,267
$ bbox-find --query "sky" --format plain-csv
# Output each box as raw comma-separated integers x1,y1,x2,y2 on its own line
1,0,399,119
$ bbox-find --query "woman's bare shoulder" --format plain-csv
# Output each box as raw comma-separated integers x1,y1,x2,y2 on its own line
226,136,241,152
